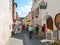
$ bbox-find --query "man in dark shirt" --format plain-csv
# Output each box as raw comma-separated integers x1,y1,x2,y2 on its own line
35,24,39,39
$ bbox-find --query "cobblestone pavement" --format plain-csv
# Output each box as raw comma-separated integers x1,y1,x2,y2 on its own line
6,30,46,45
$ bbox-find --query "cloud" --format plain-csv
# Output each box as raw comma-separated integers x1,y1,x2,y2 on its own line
16,1,32,17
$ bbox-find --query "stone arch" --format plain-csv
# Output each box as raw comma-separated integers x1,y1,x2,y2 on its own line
55,13,60,28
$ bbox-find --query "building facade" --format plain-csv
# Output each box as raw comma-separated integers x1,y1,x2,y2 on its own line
32,0,60,40
12,1,17,33
12,2,17,25
32,0,41,27
0,0,13,45
26,12,33,26
16,12,21,27
22,18,25,25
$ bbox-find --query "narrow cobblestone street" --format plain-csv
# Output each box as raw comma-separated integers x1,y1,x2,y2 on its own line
6,30,46,45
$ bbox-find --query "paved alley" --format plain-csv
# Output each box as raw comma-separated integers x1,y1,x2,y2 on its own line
6,30,46,45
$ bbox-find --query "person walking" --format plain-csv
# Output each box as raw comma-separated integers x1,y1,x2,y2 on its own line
35,24,39,39
26,25,29,33
41,24,46,39
22,25,25,33
28,25,34,39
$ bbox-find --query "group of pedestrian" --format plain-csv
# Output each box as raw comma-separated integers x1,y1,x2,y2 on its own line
21,24,46,39
21,24,34,39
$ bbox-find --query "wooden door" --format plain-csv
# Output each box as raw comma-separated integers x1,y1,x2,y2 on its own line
55,14,60,28
46,17,53,30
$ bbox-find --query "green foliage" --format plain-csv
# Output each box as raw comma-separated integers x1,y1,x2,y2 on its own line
52,42,59,45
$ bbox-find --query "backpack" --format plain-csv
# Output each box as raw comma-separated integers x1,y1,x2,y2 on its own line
35,27,39,31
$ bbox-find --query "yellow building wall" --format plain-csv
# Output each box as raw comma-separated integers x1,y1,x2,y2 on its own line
26,12,32,26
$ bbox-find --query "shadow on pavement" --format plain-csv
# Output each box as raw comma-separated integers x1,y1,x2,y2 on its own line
11,33,23,40
11,31,46,45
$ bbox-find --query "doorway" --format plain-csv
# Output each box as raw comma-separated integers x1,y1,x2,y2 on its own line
46,16,53,30
55,13,60,28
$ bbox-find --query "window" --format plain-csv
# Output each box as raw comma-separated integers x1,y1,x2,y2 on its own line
35,7,39,15
36,7,39,15
32,11,34,19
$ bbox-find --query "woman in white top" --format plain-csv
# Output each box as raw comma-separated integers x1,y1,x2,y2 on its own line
28,25,34,39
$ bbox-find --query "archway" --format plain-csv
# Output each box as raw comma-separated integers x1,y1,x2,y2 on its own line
55,13,60,28
44,15,53,31
46,16,53,30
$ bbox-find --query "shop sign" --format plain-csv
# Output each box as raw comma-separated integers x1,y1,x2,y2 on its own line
40,0,47,9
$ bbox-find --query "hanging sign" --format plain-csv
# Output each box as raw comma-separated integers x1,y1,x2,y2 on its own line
40,0,47,9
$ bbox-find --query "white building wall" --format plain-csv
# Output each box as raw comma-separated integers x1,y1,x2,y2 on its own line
42,0,60,29
32,1,42,27
32,0,60,39
0,0,12,45
32,0,60,40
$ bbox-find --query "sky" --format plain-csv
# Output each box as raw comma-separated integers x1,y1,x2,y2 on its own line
14,0,32,17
